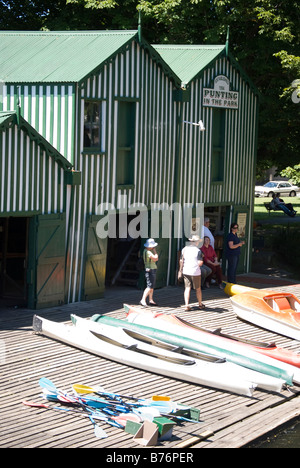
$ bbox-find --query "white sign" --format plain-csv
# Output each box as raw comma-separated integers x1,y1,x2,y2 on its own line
203,75,239,109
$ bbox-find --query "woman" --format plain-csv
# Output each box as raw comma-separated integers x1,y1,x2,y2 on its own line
200,236,223,289
226,223,245,284
140,238,159,307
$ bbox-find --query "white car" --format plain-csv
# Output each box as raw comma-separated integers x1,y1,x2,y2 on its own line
255,181,299,197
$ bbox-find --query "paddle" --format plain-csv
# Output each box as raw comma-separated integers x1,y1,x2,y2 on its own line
22,400,108,439
39,378,125,429
73,383,147,402
71,383,199,423
39,378,77,404
41,393,141,428
72,383,172,407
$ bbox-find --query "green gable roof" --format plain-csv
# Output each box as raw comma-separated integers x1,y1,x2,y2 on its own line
152,44,226,86
0,111,73,171
0,30,139,83
0,110,15,127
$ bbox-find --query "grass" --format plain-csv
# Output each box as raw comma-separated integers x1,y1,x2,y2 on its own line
253,196,300,280
254,196,300,221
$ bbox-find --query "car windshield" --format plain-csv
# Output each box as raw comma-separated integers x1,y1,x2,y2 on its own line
264,182,277,187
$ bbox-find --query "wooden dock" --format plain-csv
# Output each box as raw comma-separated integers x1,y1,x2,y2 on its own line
1,274,300,449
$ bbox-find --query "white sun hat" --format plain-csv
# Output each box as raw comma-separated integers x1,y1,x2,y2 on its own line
144,238,158,248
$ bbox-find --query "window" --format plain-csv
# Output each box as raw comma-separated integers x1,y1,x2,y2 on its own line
84,101,103,150
211,108,225,182
116,101,136,186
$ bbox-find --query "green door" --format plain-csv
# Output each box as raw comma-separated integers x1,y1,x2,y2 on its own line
28,213,66,309
82,215,107,300
154,237,170,289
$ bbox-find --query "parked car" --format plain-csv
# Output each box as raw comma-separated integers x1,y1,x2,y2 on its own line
255,181,299,197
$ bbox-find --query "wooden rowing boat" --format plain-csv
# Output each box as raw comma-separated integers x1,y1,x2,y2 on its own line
122,304,300,384
230,289,300,341
32,315,281,397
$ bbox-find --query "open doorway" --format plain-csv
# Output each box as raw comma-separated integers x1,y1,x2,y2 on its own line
204,206,227,261
105,214,141,288
0,217,29,307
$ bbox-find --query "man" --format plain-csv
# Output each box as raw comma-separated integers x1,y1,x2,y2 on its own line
180,235,205,311
203,217,215,248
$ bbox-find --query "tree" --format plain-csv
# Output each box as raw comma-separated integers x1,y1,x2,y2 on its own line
1,0,299,174
280,164,300,186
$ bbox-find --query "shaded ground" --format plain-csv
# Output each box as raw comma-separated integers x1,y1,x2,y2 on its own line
252,214,300,282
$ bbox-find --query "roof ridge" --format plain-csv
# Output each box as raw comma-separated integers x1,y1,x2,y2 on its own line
0,30,138,35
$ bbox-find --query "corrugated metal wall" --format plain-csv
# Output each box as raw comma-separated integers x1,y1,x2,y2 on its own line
1,42,258,304
76,42,177,211
0,123,66,215
179,57,258,207
2,84,76,163
67,41,178,301
177,56,258,272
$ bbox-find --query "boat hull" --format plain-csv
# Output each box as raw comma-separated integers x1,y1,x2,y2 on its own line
32,315,259,397
122,305,300,384
124,304,300,369
72,314,287,394
230,290,300,342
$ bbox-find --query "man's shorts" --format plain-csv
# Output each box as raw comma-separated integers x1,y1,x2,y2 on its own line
145,269,157,289
183,274,201,290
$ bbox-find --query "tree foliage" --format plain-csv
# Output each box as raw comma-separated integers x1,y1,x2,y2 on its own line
281,164,300,185
1,0,299,174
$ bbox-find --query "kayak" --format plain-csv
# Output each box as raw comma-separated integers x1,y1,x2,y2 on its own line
88,313,297,385
71,314,287,394
32,314,260,397
123,303,300,369
122,304,300,384
230,289,300,342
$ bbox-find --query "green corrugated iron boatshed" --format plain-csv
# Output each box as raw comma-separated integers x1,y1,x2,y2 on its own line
0,30,259,309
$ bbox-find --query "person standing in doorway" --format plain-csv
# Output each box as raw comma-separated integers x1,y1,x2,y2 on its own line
140,239,158,307
180,235,205,311
226,223,245,284
203,217,215,248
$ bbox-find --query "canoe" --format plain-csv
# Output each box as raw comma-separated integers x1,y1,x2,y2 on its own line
122,304,300,384
32,314,260,397
230,289,300,341
124,303,300,369
71,314,287,394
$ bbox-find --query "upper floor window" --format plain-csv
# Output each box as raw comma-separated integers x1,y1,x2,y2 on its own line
116,100,136,186
84,101,104,150
211,108,225,182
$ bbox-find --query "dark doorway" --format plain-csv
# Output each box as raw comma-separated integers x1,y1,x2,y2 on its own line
0,217,29,306
105,214,141,288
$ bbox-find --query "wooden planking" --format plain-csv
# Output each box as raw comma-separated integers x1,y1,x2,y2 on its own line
1,277,300,448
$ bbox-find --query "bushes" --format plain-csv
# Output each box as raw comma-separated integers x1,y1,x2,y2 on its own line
271,226,300,269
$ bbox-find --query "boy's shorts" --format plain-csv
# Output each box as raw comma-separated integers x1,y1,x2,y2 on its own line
183,274,201,290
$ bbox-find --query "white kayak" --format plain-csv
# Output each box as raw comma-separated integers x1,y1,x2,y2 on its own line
33,315,268,397
33,314,260,397
71,314,286,394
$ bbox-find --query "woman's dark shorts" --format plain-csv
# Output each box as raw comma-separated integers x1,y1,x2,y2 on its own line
145,269,157,289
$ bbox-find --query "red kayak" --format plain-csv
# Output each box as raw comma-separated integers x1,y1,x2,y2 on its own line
124,304,300,369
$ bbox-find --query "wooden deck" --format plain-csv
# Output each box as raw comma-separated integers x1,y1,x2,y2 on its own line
1,274,300,449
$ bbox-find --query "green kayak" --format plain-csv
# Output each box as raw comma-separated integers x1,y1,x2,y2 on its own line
71,314,295,386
